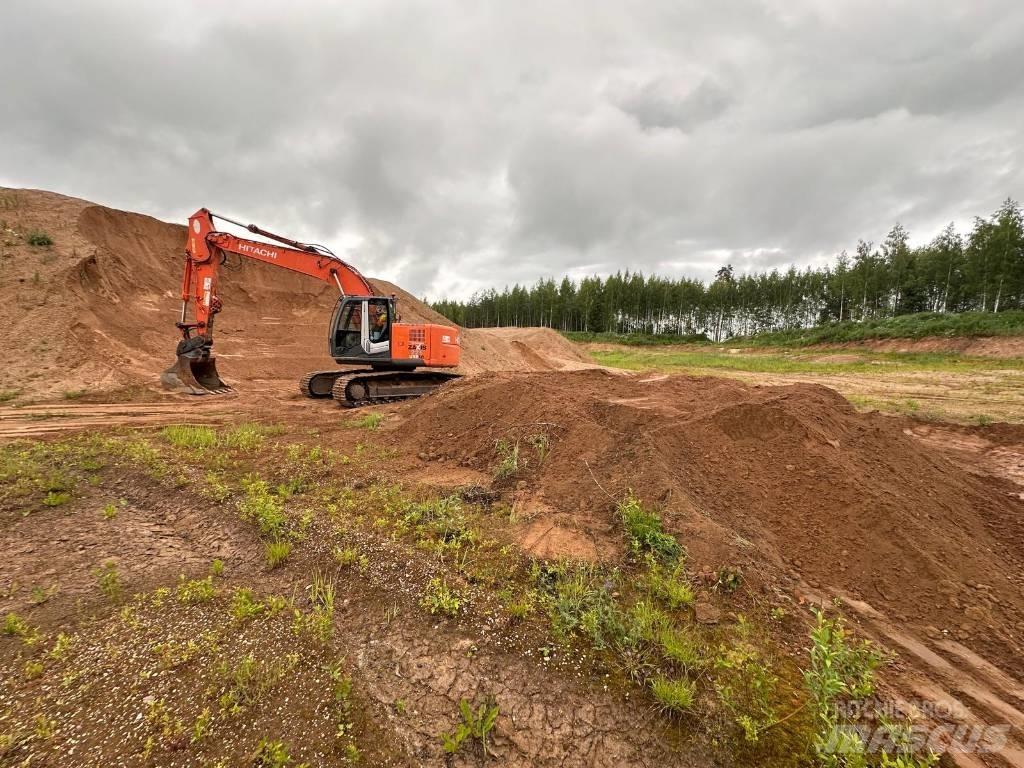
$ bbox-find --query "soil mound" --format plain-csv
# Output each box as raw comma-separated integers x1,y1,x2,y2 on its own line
401,370,1024,667
0,188,590,397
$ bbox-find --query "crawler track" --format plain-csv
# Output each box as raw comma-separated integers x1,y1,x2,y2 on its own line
330,370,461,407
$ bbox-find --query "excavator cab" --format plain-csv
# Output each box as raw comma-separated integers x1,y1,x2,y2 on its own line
329,296,395,364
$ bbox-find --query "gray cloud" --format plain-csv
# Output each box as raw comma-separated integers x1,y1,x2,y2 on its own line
1,0,1022,298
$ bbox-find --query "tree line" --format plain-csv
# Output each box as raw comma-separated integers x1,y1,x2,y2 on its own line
430,198,1024,340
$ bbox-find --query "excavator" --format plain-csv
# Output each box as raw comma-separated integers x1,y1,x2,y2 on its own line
161,208,461,406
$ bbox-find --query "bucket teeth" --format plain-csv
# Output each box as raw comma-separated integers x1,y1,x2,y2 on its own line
161,355,232,395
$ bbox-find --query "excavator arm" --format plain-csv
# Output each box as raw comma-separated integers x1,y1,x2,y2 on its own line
177,208,373,339
164,208,376,394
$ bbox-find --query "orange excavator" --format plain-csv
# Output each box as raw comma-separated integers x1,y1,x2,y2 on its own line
161,208,461,406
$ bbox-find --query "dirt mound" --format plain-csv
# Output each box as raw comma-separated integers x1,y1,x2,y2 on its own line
0,188,590,398
401,370,1024,672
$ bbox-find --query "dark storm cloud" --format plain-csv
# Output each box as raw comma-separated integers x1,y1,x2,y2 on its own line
1,0,1022,298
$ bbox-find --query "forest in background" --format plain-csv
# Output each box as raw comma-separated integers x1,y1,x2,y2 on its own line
430,198,1024,341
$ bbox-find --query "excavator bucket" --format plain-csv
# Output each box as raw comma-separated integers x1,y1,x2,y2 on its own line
160,354,232,395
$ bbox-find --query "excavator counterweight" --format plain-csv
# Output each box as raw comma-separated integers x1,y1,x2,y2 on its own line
164,208,460,405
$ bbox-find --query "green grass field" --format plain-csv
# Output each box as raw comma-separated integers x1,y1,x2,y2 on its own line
587,347,1024,377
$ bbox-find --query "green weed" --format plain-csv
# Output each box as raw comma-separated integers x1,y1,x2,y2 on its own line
177,575,216,604
3,612,34,639
619,493,681,564
420,578,465,617
441,696,500,759
230,588,265,622
254,738,295,767
264,539,292,569
43,490,71,507
645,562,695,608
95,560,121,600
537,562,624,649
238,476,288,538
493,438,519,480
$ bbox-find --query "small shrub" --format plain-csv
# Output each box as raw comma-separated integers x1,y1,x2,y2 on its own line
27,231,53,247
0,389,19,402
334,547,359,567
63,389,86,400
420,578,465,617
3,612,32,638
254,739,294,768
619,493,680,564
230,588,265,622
177,575,216,604
161,424,217,449
210,558,225,577
43,490,72,507
96,560,121,600
24,659,44,679
101,502,118,520
264,540,292,569
714,566,744,594
493,438,519,480
650,676,696,714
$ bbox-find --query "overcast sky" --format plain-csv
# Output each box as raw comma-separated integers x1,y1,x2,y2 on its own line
2,1,1022,300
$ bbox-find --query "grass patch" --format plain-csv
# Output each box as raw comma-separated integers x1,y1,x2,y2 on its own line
224,423,281,452
161,424,217,449
0,389,21,402
588,346,1024,377
355,412,384,430
238,476,288,538
264,539,292,569
619,493,681,564
650,676,696,714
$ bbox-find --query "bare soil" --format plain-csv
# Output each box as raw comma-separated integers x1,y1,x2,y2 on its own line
2,187,1023,766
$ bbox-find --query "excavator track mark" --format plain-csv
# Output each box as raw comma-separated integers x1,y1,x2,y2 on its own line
331,370,460,407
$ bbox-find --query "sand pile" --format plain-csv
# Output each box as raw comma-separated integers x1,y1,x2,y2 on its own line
401,369,1024,669
0,188,590,397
